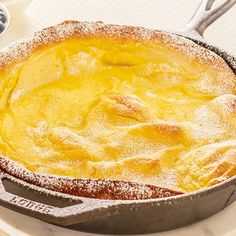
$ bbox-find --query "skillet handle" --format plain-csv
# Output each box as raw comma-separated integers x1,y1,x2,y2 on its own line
176,0,236,40
0,172,118,226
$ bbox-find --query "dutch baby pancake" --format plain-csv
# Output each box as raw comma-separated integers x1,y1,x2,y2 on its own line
0,21,235,199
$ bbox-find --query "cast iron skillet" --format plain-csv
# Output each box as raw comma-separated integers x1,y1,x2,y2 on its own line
0,0,236,234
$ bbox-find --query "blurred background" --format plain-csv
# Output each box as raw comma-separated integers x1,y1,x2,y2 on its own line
0,0,235,54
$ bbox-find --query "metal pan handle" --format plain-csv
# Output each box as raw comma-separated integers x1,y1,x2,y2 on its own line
176,0,236,39
0,172,118,226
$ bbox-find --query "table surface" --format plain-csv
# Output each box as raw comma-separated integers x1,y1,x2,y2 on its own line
0,0,235,235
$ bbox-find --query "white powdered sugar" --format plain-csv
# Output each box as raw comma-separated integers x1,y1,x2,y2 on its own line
0,156,182,200
193,105,225,141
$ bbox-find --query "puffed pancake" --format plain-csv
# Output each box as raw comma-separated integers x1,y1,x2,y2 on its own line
0,21,235,200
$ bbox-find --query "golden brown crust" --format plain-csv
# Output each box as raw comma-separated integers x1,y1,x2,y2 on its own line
0,156,182,200
0,20,234,77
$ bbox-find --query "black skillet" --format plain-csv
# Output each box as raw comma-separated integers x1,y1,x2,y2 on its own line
0,0,236,234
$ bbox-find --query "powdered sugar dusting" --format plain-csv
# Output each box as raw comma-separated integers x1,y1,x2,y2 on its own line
119,168,177,190
0,155,181,200
192,105,225,142
0,20,234,78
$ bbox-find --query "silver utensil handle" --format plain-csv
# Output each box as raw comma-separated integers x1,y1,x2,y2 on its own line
0,3,10,37
177,0,236,39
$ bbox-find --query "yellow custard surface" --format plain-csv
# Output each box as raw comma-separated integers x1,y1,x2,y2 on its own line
0,37,236,193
